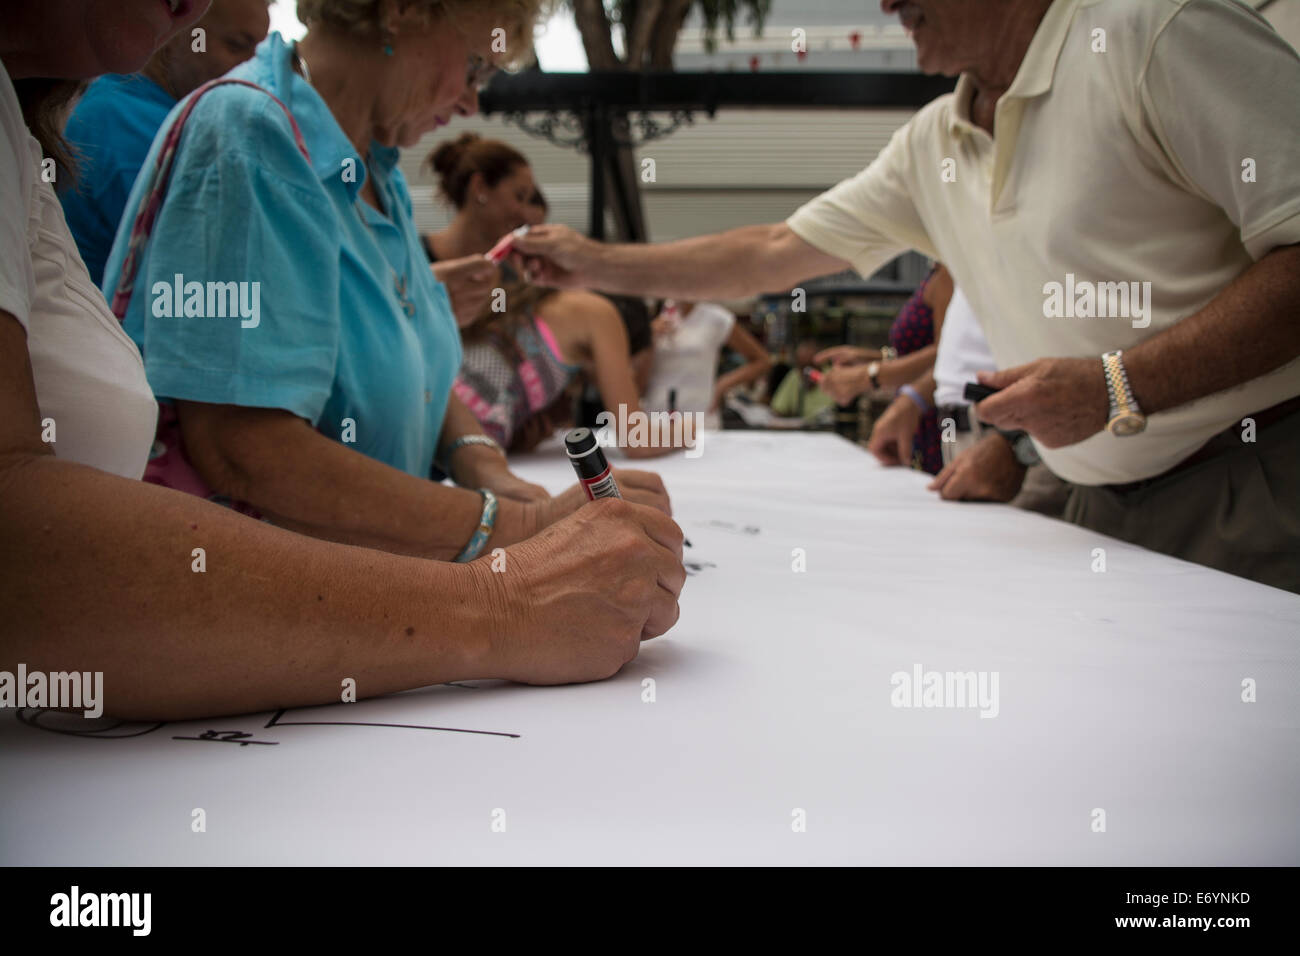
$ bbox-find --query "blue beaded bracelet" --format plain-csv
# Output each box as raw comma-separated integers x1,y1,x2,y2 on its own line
454,488,498,563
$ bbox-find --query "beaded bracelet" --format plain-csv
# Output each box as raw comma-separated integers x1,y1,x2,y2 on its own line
454,488,498,563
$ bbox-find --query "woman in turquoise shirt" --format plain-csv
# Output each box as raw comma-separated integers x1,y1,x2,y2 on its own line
105,1,667,561
3,0,683,720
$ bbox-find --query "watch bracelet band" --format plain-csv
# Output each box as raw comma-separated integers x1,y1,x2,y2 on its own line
1102,350,1140,416
454,488,498,563
995,428,1039,466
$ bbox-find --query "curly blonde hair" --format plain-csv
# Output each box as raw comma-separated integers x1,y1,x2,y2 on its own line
296,0,548,64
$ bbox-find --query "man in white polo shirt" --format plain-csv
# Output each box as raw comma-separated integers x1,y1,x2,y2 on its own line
515,0,1300,592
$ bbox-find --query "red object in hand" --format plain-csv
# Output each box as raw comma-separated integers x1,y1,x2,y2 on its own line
485,225,530,265
804,367,823,386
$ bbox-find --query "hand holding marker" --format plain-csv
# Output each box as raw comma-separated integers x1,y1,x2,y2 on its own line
485,225,531,265
963,382,1000,403
566,428,622,501
565,428,691,546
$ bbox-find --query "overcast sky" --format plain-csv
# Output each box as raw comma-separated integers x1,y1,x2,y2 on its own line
267,1,591,71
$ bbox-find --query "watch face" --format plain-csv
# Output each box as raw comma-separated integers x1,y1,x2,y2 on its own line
1108,412,1147,437
1013,436,1040,466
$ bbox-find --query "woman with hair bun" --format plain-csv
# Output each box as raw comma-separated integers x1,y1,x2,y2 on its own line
425,133,693,458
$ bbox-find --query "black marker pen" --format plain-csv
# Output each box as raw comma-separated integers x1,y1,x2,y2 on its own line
566,427,622,501
963,382,1000,403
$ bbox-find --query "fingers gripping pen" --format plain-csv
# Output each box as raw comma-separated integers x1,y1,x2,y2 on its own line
485,225,531,265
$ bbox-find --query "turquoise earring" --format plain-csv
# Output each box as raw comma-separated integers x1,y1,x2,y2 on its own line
383,44,394,56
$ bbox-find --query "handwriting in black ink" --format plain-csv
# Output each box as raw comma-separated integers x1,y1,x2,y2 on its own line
171,730,278,747
705,520,760,535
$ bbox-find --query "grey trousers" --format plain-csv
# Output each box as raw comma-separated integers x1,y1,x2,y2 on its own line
1064,410,1300,594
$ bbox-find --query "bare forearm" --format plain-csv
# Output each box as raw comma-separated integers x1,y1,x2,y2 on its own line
589,224,830,300
716,358,772,396
183,410,531,561
878,346,936,390
911,370,937,405
437,393,518,487
0,454,495,720
1126,244,1300,413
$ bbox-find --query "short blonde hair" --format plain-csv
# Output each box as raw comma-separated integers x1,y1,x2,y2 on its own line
296,0,547,64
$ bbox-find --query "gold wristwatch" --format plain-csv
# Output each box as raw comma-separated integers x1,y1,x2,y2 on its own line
1102,350,1146,436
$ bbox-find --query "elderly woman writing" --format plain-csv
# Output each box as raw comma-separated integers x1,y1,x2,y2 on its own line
1,0,683,721
103,0,667,559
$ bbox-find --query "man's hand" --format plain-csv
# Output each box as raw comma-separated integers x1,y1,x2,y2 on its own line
974,357,1109,448
432,256,501,328
821,363,870,405
812,345,882,368
867,395,923,466
927,432,1027,502
511,224,595,289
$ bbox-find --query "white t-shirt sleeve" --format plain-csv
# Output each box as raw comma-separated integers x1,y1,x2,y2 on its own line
0,77,37,330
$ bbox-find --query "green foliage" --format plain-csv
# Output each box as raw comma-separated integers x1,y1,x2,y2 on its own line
692,0,772,53
569,0,771,63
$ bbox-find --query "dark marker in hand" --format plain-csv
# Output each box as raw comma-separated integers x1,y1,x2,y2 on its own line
963,382,1000,403
565,428,622,501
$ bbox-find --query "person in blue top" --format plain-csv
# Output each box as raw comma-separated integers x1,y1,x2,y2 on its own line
103,0,669,563
60,0,271,285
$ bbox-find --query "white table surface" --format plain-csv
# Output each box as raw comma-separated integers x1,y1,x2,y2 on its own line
2,431,1296,865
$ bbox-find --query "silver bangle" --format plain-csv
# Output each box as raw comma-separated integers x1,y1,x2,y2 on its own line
439,434,505,479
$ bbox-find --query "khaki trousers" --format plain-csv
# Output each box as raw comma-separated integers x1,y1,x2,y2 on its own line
1065,410,1300,594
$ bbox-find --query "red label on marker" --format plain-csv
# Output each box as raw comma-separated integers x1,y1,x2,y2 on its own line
580,466,622,501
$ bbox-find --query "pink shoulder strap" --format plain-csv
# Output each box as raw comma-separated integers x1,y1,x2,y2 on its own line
109,78,311,320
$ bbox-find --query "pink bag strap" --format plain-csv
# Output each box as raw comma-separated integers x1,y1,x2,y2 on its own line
109,77,311,320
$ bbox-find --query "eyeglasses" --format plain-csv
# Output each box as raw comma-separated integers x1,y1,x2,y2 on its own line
466,53,498,92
